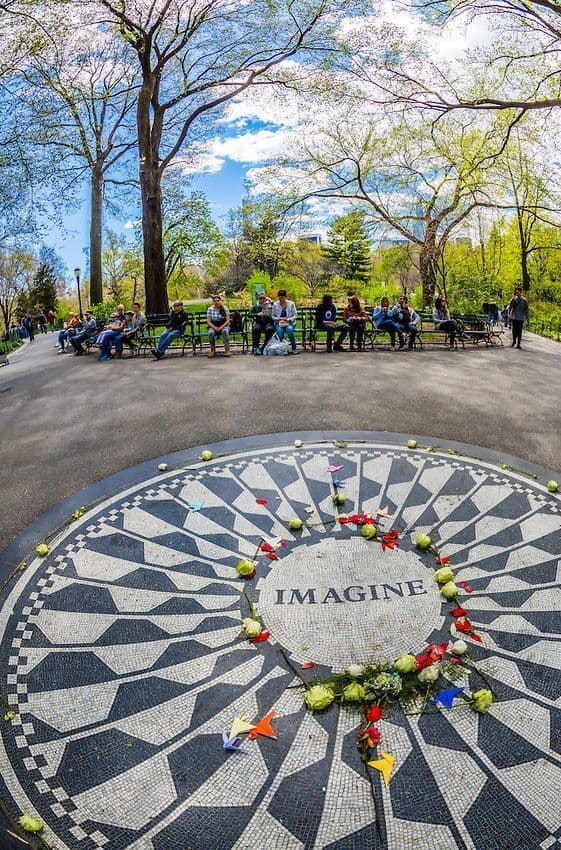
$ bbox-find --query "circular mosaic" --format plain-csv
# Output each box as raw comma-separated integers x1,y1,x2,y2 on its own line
1,436,560,850
257,539,443,667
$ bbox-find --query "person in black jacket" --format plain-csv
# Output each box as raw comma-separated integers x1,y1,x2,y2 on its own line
151,301,187,360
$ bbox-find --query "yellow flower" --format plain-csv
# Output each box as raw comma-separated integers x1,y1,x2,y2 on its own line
434,566,454,584
236,559,255,578
415,533,432,550
472,689,493,713
305,684,335,711
343,682,366,702
361,524,377,540
441,581,459,599
35,543,49,557
18,815,43,833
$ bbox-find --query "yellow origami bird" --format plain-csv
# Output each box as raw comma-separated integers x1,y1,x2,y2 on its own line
368,752,395,787
229,715,256,738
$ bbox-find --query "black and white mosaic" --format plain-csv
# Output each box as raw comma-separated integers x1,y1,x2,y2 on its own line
1,438,561,850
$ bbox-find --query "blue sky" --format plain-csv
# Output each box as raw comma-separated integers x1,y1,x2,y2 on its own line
52,159,250,280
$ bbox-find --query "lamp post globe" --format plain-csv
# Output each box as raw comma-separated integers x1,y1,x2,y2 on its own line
74,268,83,319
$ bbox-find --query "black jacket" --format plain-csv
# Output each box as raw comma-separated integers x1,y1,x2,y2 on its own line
167,310,188,331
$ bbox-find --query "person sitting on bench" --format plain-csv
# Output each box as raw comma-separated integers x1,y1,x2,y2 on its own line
151,301,188,360
373,297,403,349
207,294,231,358
272,290,298,353
433,296,467,350
70,311,97,354
392,296,419,350
334,295,369,351
249,293,274,355
315,294,346,352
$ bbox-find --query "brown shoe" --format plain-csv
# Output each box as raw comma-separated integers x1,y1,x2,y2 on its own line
224,348,231,357
207,349,216,358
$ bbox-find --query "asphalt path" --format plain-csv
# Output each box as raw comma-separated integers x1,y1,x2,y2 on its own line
0,328,559,552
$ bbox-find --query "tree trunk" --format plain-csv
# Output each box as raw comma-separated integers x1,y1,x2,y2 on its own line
520,244,531,293
89,168,104,305
419,247,438,306
137,73,168,316
140,164,168,314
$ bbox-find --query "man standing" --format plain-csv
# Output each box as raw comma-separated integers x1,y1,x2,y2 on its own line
508,287,529,349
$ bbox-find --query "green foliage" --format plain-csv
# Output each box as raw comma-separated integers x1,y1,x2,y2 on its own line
18,260,58,316
88,299,121,319
323,211,371,283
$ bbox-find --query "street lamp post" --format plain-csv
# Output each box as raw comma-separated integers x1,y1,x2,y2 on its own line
74,268,83,319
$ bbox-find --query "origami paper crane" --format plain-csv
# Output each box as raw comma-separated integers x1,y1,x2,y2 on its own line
433,687,464,709
249,711,277,740
327,465,343,473
332,479,346,488
188,502,204,512
436,555,450,565
222,732,246,753
376,506,391,518
229,716,255,738
368,752,395,786
305,507,315,514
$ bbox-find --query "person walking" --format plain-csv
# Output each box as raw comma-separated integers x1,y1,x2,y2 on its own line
47,309,56,332
508,287,529,349
37,312,48,333
22,313,35,342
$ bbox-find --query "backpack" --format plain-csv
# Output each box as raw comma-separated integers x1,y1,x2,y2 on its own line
230,311,243,333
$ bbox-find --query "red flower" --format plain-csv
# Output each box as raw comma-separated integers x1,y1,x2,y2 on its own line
451,607,467,617
250,631,270,643
365,705,383,722
470,631,483,643
415,653,433,671
427,642,449,661
256,498,268,505
436,556,450,565
381,529,399,551
450,656,462,664
455,616,472,634
260,542,273,552
301,661,315,669
266,552,279,561
366,726,381,746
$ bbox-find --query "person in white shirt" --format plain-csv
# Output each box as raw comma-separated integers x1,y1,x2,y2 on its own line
272,290,298,353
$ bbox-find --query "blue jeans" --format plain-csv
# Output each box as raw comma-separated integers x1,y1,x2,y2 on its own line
376,319,401,345
70,331,90,352
275,323,296,349
208,327,230,348
157,328,180,354
100,330,121,357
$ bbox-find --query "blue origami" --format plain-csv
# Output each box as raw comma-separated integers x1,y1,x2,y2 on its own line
433,687,464,709
222,732,246,753
188,502,204,512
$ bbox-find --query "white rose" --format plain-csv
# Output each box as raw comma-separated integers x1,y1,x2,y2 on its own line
418,664,439,683
450,639,468,656
346,664,365,678
241,618,263,638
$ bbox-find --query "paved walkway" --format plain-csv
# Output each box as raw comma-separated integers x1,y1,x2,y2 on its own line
1,329,560,551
